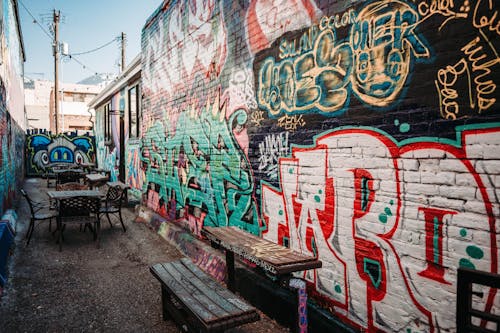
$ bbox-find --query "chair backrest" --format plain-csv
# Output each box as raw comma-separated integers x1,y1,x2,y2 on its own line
20,189,36,217
57,170,82,185
105,185,127,208
56,182,89,191
456,267,500,332
59,196,100,218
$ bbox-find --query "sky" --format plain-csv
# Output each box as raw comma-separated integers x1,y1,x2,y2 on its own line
19,0,162,83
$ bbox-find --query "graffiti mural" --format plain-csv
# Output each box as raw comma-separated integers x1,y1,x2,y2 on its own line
126,139,144,202
0,78,23,216
140,92,260,235
139,0,500,332
142,0,227,106
261,125,499,331
256,1,431,116
26,130,95,176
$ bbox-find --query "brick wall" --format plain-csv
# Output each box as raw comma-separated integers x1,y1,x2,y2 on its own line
0,0,25,217
140,0,500,331
0,99,23,216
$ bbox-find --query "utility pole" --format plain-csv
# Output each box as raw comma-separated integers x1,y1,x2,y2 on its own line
53,9,60,134
121,32,126,72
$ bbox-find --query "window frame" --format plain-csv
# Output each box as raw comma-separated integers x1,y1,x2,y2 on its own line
127,84,140,138
104,102,111,142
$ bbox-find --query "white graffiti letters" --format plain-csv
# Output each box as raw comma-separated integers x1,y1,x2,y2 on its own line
258,132,289,179
262,128,497,332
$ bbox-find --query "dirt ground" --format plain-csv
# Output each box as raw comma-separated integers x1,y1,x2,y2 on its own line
0,178,288,332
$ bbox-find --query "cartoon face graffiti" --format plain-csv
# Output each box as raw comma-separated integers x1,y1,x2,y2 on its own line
29,134,94,171
350,1,430,106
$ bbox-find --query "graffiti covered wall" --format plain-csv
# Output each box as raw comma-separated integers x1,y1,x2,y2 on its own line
141,0,499,331
26,130,95,176
0,0,24,216
0,78,23,216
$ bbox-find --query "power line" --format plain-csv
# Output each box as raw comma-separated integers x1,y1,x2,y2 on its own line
66,54,100,76
18,0,53,40
20,1,118,80
71,37,120,56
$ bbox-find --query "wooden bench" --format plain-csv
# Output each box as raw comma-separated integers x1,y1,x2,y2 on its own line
202,226,322,333
150,258,260,332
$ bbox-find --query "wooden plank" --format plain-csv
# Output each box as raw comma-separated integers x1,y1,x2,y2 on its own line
170,260,236,318
152,263,216,324
179,258,255,313
158,261,224,322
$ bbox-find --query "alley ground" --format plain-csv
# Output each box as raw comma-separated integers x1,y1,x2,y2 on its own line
0,178,287,332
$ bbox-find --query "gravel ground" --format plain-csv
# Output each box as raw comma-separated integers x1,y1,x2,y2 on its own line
0,178,287,333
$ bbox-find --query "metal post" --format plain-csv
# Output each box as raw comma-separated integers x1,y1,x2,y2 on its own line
121,32,126,72
53,10,60,134
225,250,235,292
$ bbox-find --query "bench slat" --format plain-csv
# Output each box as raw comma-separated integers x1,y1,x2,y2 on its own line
175,258,255,313
152,263,217,323
170,260,242,317
151,258,259,328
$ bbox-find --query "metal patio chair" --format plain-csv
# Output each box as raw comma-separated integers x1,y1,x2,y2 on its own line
56,170,82,186
21,189,58,245
99,185,128,232
57,196,101,251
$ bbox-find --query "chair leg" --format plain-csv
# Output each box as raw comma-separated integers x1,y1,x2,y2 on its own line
106,212,113,228
95,220,101,249
118,210,126,232
57,220,63,252
25,219,35,245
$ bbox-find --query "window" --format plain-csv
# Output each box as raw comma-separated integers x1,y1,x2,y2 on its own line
128,85,140,138
104,102,111,141
74,93,86,102
63,92,74,102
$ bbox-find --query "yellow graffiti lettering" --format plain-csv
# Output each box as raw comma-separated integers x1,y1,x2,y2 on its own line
461,37,499,113
318,9,357,32
418,0,456,17
473,0,500,35
279,26,319,59
417,0,467,30
435,59,471,120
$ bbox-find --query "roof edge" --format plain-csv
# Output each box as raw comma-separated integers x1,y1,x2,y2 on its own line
87,54,141,109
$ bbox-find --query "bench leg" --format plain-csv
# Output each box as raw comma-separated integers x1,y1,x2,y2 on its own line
225,250,235,292
161,286,170,321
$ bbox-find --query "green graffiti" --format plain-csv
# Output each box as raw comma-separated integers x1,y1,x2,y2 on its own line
334,284,342,293
466,245,484,259
459,258,476,269
141,94,260,234
363,258,382,289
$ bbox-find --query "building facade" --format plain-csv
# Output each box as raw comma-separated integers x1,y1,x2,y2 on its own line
91,0,500,331
25,79,101,133
88,55,141,200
